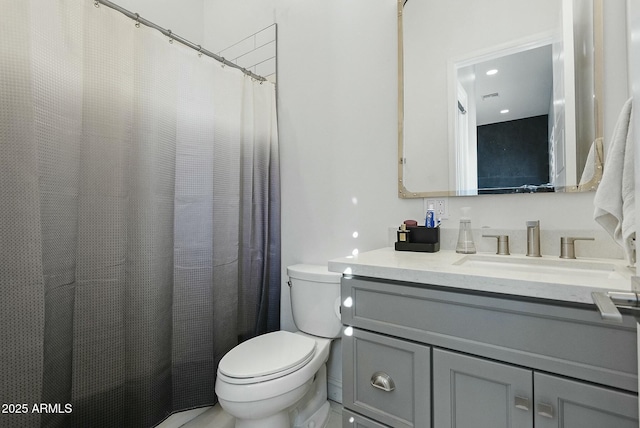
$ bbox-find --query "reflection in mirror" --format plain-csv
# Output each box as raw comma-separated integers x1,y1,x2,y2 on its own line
399,0,605,198
454,43,554,195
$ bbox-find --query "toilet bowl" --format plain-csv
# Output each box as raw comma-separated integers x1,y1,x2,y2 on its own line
214,264,341,428
215,331,332,428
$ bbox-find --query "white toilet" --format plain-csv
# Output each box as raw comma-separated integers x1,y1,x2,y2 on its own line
215,264,342,428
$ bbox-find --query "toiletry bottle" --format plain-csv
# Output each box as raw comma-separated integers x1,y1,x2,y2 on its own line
425,204,436,228
397,223,409,242
456,207,476,254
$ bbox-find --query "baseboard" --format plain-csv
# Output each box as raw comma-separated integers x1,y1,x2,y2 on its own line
327,375,342,404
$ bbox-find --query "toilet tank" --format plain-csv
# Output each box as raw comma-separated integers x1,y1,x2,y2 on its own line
287,264,342,339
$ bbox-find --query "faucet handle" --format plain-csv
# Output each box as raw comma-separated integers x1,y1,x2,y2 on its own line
482,234,510,255
559,237,594,259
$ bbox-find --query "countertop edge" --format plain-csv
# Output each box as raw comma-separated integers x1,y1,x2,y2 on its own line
328,248,634,305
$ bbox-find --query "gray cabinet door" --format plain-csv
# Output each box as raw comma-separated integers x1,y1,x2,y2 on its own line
343,408,391,427
534,372,638,428
433,349,534,428
343,328,430,427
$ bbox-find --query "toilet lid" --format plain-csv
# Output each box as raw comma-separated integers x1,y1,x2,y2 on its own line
218,331,316,381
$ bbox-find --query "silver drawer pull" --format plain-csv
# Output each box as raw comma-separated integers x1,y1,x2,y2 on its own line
537,402,554,418
514,396,530,411
370,371,395,392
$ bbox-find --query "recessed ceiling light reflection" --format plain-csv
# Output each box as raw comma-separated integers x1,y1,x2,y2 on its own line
352,231,359,238
343,296,353,307
352,248,359,256
500,109,509,114
486,69,498,76
344,326,353,336
351,197,358,205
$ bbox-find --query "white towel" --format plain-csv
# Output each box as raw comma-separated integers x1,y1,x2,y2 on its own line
594,98,635,265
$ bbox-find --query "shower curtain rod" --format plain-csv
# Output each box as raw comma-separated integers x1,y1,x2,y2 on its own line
94,0,267,82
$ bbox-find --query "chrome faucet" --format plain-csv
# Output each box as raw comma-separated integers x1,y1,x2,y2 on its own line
526,221,541,257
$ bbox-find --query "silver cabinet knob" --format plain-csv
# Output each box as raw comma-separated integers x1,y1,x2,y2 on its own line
537,402,554,418
370,371,395,392
559,237,594,259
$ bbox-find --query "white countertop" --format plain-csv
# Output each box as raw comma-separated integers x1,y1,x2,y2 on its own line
328,248,635,305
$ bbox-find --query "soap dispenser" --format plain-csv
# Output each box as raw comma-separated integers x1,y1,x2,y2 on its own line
456,207,476,254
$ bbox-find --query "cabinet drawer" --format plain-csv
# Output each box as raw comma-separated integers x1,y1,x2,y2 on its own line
343,328,430,428
343,408,390,427
341,276,637,392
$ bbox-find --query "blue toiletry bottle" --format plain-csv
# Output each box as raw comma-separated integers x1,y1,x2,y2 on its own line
425,204,435,228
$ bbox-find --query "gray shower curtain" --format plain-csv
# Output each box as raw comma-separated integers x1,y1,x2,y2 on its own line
0,1,280,427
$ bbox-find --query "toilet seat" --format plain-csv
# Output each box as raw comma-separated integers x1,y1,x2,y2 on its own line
218,331,317,385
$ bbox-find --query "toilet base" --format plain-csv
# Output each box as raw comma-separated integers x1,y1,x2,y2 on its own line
229,364,331,428
230,402,330,428
292,364,330,428
222,379,311,428
293,401,329,428
234,411,289,428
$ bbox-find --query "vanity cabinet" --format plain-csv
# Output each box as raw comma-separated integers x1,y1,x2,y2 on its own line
343,328,430,427
534,371,637,428
433,349,533,427
341,276,638,428
434,349,638,428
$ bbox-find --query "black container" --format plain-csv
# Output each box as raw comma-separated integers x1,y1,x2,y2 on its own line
394,226,440,253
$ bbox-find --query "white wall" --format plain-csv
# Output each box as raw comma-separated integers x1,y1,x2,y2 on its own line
274,0,409,401
274,0,404,324
202,0,276,52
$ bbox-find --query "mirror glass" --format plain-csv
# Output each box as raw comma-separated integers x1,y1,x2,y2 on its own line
399,0,603,197
455,42,555,195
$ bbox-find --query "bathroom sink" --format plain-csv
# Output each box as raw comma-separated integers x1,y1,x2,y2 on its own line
452,254,630,280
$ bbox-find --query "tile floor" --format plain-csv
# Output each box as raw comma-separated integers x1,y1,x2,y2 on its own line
325,400,343,428
157,400,343,428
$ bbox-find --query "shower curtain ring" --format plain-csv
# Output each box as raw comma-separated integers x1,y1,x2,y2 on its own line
220,57,226,68
94,1,99,7
168,30,173,44
197,45,203,57
134,13,140,28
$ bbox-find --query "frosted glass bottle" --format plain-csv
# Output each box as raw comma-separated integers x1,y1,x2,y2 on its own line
455,208,476,254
